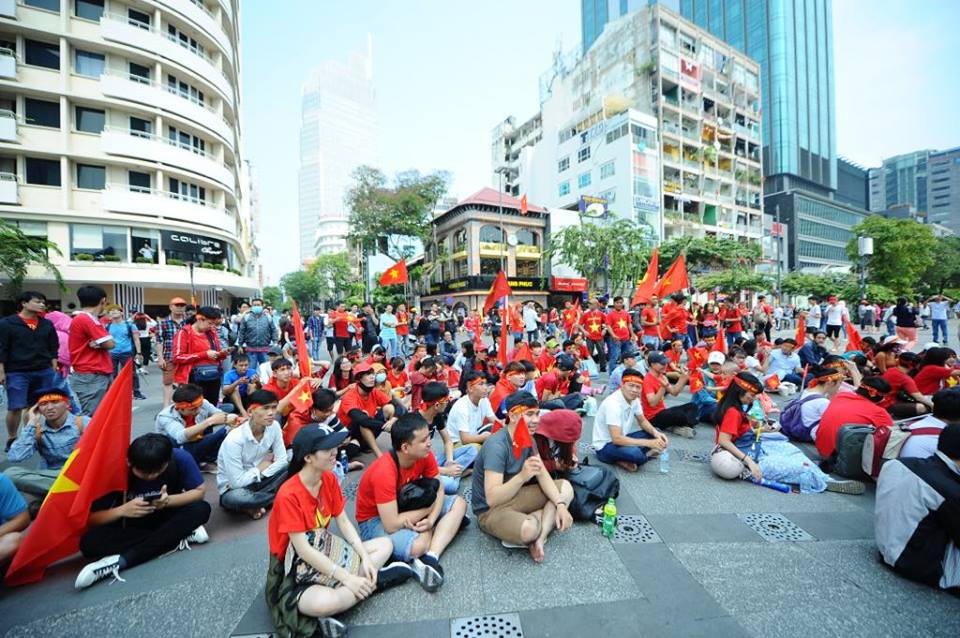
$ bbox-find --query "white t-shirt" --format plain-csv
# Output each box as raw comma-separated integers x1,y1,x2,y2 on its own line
447,395,496,444
929,301,950,321
898,415,946,459
798,389,830,439
592,390,643,449
805,304,822,327
825,304,844,326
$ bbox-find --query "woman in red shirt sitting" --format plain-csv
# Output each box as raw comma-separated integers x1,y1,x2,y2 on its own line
913,347,960,396
327,356,353,397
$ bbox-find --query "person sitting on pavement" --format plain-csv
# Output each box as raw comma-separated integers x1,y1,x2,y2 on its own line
876,423,960,592
418,381,475,495
879,351,932,417
535,355,585,411
798,331,829,368
155,384,239,469
355,412,468,593
0,473,29,569
533,409,582,475
217,389,289,519
779,366,844,443
761,338,804,387
408,356,438,411
5,388,87,497
489,362,527,418
336,361,397,458
76,433,211,589
641,351,698,438
898,388,960,459
472,392,574,562
265,423,411,638
447,370,497,449
816,376,893,459
608,351,638,392
308,388,364,471
593,368,669,472
262,358,325,447
221,353,261,417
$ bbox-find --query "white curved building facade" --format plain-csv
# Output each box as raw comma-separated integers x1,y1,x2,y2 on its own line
0,0,257,313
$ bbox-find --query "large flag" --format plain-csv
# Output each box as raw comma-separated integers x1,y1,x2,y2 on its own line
520,194,529,216
5,362,134,585
511,416,534,459
687,346,708,369
378,258,408,286
631,248,659,307
843,317,863,352
290,300,312,379
712,326,728,354
483,271,512,315
795,312,807,346
654,255,690,297
511,342,534,363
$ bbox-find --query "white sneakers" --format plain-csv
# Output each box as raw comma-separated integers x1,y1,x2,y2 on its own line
75,554,125,590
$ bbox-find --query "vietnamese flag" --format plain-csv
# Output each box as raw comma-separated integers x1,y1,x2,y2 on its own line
765,375,781,391
512,342,534,363
687,347,708,368
689,369,706,393
712,326,728,354
512,415,534,459
520,194,529,216
378,258,408,286
843,318,863,352
5,362,134,585
654,255,689,297
290,300,312,379
631,248,659,307
498,304,510,368
795,312,807,346
483,270,512,314
283,379,315,447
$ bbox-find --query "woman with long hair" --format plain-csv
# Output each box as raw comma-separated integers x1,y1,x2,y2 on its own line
892,297,920,351
913,347,960,395
327,356,353,397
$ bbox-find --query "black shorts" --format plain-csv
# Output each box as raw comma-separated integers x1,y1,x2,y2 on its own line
805,326,819,335
826,325,841,338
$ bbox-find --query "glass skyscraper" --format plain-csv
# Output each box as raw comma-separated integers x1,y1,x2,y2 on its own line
679,0,837,194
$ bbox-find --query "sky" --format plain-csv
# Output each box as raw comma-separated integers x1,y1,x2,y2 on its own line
241,0,960,284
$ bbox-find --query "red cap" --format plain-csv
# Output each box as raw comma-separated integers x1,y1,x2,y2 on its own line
352,361,374,376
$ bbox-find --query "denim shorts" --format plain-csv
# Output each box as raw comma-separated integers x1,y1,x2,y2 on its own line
357,494,458,561
5,368,59,410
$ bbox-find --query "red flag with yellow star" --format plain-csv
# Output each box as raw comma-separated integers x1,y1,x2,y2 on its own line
687,347,708,368
483,271,512,315
688,369,706,393
712,326,728,354
654,255,689,297
795,311,807,346
378,258,408,286
5,362,133,585
290,300,312,379
512,415,533,459
631,248,659,307
843,318,863,353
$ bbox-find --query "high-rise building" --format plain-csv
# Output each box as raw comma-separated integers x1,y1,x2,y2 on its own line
927,147,960,235
867,150,934,220
679,0,837,195
836,157,867,210
0,0,257,312
298,41,376,261
867,166,885,212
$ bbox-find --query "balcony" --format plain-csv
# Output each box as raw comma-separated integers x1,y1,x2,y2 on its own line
100,13,232,102
159,0,234,60
0,109,15,141
0,0,13,19
103,184,232,230
0,172,18,204
0,47,15,79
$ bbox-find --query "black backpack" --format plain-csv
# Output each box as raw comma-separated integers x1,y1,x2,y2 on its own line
565,459,620,521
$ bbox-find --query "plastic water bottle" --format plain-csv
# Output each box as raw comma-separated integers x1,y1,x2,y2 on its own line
659,449,671,474
602,498,617,538
799,461,815,494
339,450,349,476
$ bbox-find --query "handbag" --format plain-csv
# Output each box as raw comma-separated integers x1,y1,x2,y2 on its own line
284,527,361,586
391,451,439,511
189,330,222,383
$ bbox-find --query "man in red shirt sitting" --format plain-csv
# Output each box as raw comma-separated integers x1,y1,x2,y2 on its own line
816,376,893,459
605,296,634,374
881,352,933,418
579,299,608,372
641,352,698,438
355,412,467,592
536,355,584,411
536,339,560,373
337,362,397,457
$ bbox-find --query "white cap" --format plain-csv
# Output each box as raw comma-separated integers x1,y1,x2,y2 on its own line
707,351,726,365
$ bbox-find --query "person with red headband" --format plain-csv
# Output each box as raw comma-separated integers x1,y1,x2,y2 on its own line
641,352,698,438
336,362,396,458
447,370,497,448
155,383,238,468
593,368,668,472
779,366,845,443
817,376,894,459
5,387,88,497
419,382,475,495
489,362,528,418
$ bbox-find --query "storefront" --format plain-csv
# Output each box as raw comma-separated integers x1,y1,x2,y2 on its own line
420,275,549,313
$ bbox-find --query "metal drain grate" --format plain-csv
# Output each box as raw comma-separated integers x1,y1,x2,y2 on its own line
451,613,523,638
672,447,710,464
461,487,472,503
738,513,815,542
341,481,359,501
593,513,662,543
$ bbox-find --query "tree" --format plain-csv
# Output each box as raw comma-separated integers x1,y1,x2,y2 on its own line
0,220,65,296
309,252,354,302
780,272,854,299
279,270,322,309
659,235,761,272
846,216,937,295
693,269,772,295
261,285,282,309
920,236,960,295
370,282,406,308
544,219,651,295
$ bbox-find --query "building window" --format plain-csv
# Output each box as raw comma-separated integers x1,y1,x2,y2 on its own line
600,189,617,203
605,123,628,144
558,180,571,197
24,0,60,12
515,229,538,246
127,7,151,28
74,0,104,21
132,227,159,263
516,260,540,277
71,224,127,261
167,126,206,155
578,172,592,188
130,116,153,137
479,225,503,243
453,259,468,278
169,177,206,204
74,49,105,78
600,161,616,179
577,146,591,163
167,74,205,106
167,24,206,59
129,62,151,83
76,163,105,190
453,228,467,252
480,258,500,275
25,39,60,70
25,158,61,186
557,156,570,173
24,98,60,128
129,170,152,192
75,106,105,133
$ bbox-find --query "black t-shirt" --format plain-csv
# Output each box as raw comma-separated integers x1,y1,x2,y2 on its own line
91,449,203,512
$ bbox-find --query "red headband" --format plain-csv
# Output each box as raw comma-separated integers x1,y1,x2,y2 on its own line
37,393,69,405
732,376,762,394
174,396,204,410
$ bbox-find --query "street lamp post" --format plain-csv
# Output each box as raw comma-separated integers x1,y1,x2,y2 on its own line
857,236,873,300
775,204,782,303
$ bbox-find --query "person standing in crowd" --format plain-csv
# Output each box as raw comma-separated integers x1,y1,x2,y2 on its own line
237,298,278,367
640,297,661,349
360,303,380,354
579,299,608,372
105,304,146,400
823,296,845,352
379,304,399,360
522,302,539,344
158,297,188,408
926,294,953,345
719,298,744,348
67,285,115,417
306,306,325,362
858,299,876,335
892,297,920,351
44,309,73,378
752,295,773,342
173,306,228,406
0,291,61,450
805,296,822,336
605,296,634,373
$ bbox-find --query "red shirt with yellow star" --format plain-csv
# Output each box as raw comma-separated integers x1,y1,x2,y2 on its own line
605,309,632,341
580,310,607,341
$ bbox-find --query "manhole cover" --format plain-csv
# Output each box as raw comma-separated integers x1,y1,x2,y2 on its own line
672,447,710,464
738,513,815,542
341,481,358,501
593,513,662,543
451,613,523,638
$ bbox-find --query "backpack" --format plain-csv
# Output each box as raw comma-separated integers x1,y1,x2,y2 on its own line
778,394,825,442
861,423,943,479
825,424,874,480
565,459,619,521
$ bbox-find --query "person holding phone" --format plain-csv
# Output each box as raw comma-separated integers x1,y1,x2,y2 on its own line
75,434,211,589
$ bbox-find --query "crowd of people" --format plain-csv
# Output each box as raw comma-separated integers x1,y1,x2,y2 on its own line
0,286,958,636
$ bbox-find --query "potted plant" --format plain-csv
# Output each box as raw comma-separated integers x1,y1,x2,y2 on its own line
74,253,94,261
167,258,186,266
134,256,153,264
103,255,122,262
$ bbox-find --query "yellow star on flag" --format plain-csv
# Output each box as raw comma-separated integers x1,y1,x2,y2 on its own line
388,269,398,280
45,448,80,501
662,278,671,287
639,272,649,283
299,390,311,403
589,320,601,332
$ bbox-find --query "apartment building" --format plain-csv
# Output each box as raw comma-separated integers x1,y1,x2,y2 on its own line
927,147,960,235
0,0,256,312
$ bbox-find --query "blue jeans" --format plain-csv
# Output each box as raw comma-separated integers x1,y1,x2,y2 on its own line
246,350,269,367
358,494,458,561
726,330,742,348
436,445,479,494
308,337,323,362
641,335,660,349
933,318,948,343
182,427,228,465
607,339,632,372
596,430,656,466
381,336,399,359
111,351,141,394
690,389,717,423
4,367,60,410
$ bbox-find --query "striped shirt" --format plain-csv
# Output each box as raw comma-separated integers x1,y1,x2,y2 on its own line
158,317,185,362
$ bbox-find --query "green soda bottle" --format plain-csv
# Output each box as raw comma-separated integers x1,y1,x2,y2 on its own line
602,497,617,538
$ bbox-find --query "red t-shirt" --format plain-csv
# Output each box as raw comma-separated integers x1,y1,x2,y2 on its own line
331,311,350,339
395,311,409,336
263,377,296,402
880,367,919,408
489,376,517,415
464,316,479,334
664,306,690,334
580,310,606,341
816,392,893,457
535,371,568,401
409,370,432,410
562,308,578,331
914,365,952,395
641,307,659,336
640,372,666,419
386,369,408,390
666,349,683,368
337,385,390,427
354,452,439,523
606,310,632,341
68,312,113,375
719,307,743,333
536,350,556,373
328,374,351,391
267,472,345,559
715,406,751,443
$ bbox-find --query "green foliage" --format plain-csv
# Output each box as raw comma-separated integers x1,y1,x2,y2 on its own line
838,283,897,305
166,258,186,266
134,256,154,264
261,285,282,308
659,235,761,272
371,283,406,308
694,269,772,295
846,216,937,295
780,272,854,299
74,253,95,262
0,220,64,295
920,236,960,295
309,252,354,302
280,270,322,308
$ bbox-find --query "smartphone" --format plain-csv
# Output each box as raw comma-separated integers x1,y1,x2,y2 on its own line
141,492,162,503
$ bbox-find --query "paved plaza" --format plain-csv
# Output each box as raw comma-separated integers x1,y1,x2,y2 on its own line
2,326,959,637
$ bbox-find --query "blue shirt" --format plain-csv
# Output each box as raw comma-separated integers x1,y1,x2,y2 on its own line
8,413,88,470
0,474,27,524
765,349,802,381
379,313,398,339
223,368,257,398
107,320,137,354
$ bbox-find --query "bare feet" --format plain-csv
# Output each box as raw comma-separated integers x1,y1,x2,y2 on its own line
245,507,266,520
348,461,365,471
615,461,639,472
528,539,545,563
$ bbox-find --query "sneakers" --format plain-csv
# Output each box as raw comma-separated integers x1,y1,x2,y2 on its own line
410,555,443,593
75,555,125,590
134,392,147,400
376,561,415,591
671,426,697,439
316,617,347,638
173,526,210,553
825,479,866,495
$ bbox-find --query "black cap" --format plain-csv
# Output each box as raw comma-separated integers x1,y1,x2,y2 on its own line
31,386,71,405
267,346,282,356
648,352,668,366
619,350,637,364
292,423,349,461
504,391,538,413
555,354,577,371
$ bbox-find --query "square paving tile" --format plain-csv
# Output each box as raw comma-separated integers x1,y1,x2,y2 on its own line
644,513,762,544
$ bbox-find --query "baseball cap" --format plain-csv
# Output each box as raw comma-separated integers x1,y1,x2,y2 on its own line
648,352,669,366
545,338,559,349
292,423,349,461
352,361,374,376
619,350,637,364
555,355,577,371
707,351,726,365
170,297,187,305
